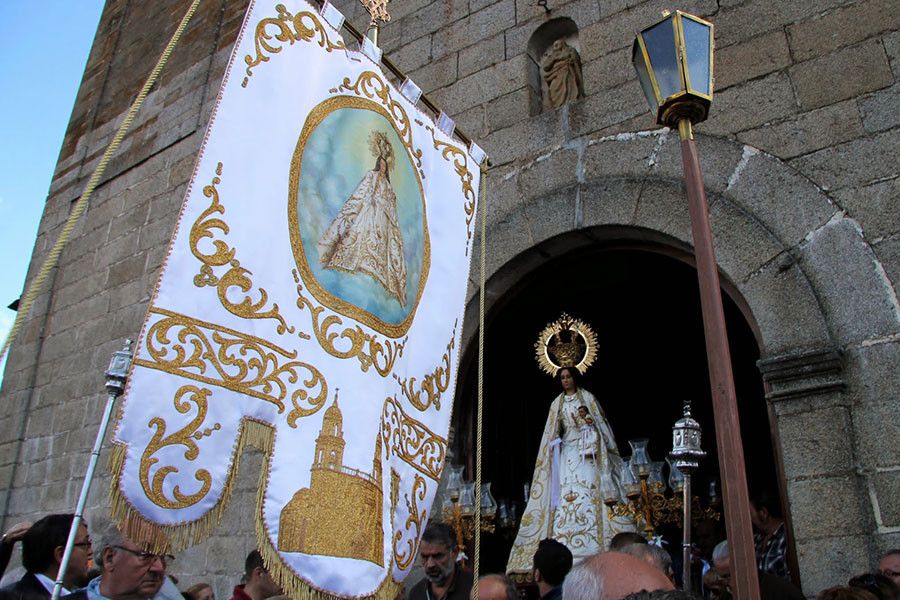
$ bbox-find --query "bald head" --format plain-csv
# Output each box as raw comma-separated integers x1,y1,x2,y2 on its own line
562,552,674,600
473,574,516,600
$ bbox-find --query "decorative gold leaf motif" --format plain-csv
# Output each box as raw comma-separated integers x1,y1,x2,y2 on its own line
392,475,427,570
425,126,476,240
337,71,424,175
134,307,328,427
190,163,294,335
293,271,406,377
242,4,346,88
140,385,216,509
381,396,447,481
393,321,456,411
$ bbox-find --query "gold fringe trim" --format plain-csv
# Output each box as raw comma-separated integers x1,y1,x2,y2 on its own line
108,418,272,554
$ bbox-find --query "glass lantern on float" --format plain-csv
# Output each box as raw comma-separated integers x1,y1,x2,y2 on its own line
441,464,498,565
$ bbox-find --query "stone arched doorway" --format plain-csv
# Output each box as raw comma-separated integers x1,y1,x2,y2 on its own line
452,230,783,577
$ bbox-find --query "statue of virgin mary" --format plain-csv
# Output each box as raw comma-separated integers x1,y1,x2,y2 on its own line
317,130,408,307
506,315,636,577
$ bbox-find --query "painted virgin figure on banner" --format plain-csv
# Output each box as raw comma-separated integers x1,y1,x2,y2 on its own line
507,314,636,577
318,130,408,307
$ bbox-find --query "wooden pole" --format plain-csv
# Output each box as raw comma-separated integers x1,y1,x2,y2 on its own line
678,118,760,600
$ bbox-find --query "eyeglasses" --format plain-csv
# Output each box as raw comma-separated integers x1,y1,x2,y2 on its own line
111,545,174,565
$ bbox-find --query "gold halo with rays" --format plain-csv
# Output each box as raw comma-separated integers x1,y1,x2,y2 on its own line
534,312,598,376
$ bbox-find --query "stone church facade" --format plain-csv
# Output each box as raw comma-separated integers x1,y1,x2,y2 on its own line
0,0,897,596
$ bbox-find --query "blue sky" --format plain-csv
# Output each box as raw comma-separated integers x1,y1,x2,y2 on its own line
0,2,105,370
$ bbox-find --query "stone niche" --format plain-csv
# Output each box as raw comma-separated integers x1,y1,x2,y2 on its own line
526,17,583,115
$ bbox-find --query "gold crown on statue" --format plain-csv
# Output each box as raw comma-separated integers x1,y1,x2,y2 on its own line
534,313,598,376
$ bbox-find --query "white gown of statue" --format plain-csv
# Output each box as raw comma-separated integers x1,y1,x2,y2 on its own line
317,167,407,307
506,388,635,576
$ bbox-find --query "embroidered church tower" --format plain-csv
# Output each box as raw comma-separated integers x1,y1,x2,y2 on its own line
278,392,384,564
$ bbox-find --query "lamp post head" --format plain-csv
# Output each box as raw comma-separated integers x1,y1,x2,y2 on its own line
670,400,706,472
632,10,715,129
105,338,134,397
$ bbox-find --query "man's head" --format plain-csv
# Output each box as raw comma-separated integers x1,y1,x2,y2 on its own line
879,550,900,586
619,592,701,600
419,523,457,586
533,538,573,592
473,575,516,600
22,514,92,588
562,552,674,600
748,490,782,530
609,532,648,551
93,518,168,600
617,544,672,579
243,550,282,600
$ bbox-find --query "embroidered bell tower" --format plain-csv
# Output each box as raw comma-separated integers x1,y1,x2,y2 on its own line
314,390,345,470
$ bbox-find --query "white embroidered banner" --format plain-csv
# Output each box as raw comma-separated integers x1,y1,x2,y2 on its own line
109,2,481,598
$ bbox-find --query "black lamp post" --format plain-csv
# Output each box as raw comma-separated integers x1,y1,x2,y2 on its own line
633,12,761,600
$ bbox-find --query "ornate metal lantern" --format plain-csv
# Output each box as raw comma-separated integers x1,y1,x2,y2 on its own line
670,400,706,472
632,11,715,128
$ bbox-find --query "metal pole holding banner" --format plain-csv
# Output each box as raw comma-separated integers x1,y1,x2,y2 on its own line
51,340,133,600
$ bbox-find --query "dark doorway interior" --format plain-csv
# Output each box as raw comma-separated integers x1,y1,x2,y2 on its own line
454,246,779,573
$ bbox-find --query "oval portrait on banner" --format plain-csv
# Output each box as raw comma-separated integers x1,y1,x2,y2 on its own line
289,96,429,338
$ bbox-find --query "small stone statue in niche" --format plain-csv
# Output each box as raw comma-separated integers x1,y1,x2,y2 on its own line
541,39,584,110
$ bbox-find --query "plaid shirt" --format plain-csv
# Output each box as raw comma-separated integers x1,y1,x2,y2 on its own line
754,521,790,579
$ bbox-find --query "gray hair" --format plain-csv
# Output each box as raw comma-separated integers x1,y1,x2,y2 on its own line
562,557,604,600
91,516,127,568
618,544,673,577
711,540,729,564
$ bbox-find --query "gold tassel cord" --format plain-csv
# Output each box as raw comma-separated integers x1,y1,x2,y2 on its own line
0,0,203,364
473,161,489,600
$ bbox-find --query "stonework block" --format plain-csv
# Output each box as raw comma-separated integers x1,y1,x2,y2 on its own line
713,0,848,49
790,40,893,111
709,197,784,284
581,47,632,95
800,217,899,345
580,178,647,231
790,475,870,540
583,133,661,181
568,81,646,138
872,470,900,527
485,164,524,223
795,534,870,593
631,180,693,245
517,148,580,201
402,0,470,46
482,110,564,166
786,0,900,63
522,184,577,245
389,35,433,74
702,72,797,136
477,206,534,283
777,406,855,480
714,30,791,91
736,100,865,160
407,52,458,94
429,54,529,115
857,83,900,134
852,397,900,470
741,260,833,356
833,177,900,240
432,0,514,59
724,150,836,247
459,34,505,79
106,253,148,289
885,30,900,77
653,134,744,195
486,88,531,133
790,130,900,191
873,237,900,292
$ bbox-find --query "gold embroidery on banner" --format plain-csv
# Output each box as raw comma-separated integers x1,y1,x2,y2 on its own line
293,271,407,377
381,396,446,481
140,385,216,509
134,307,328,426
336,72,424,174
425,125,477,240
392,321,456,411
288,95,430,340
393,475,426,571
190,163,295,335
278,396,384,564
242,4,346,88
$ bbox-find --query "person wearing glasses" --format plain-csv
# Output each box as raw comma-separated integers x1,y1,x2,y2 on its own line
66,517,170,600
0,514,92,600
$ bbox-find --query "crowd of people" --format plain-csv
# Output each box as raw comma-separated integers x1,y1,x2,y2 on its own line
0,515,897,600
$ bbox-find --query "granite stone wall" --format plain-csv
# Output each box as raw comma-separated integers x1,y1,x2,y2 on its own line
1,0,897,596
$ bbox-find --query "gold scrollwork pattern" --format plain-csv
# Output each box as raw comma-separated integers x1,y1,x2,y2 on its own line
392,475,427,571
425,125,477,240
242,4,346,88
294,272,406,377
190,163,294,335
336,71,424,175
393,321,456,411
140,385,216,509
381,397,446,481
134,307,328,427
